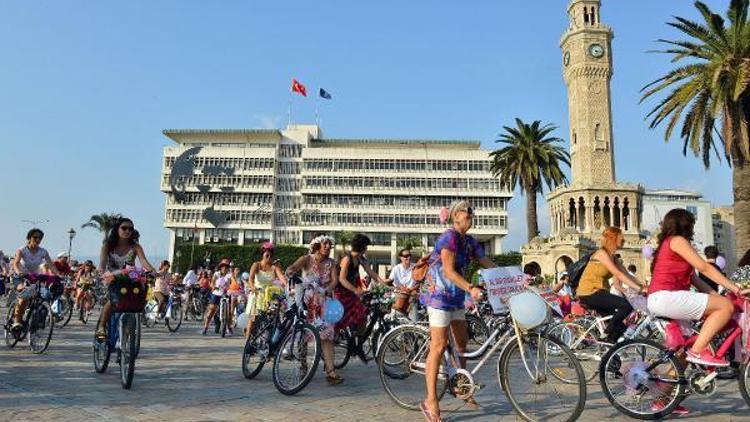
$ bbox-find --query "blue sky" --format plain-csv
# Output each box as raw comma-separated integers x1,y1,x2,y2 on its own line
0,0,734,260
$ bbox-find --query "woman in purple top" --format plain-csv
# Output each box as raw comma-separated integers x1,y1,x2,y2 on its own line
421,201,496,422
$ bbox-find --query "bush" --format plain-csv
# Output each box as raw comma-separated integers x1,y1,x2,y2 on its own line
467,252,523,284
173,243,309,272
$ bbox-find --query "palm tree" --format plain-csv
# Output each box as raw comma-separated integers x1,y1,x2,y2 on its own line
333,231,354,251
490,118,570,242
641,0,750,261
81,213,122,240
397,236,425,256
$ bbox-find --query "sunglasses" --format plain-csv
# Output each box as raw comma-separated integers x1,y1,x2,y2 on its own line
120,226,134,232
31,236,43,240
400,254,411,258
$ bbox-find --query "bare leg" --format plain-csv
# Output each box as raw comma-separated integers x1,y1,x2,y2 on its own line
203,304,217,330
425,325,448,417
691,295,733,354
98,302,112,334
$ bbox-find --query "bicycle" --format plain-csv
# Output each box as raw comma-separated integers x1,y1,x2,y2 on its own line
78,283,96,324
51,276,74,328
143,284,183,333
93,270,150,389
241,277,322,395
546,306,666,382
185,285,206,320
377,292,587,422
598,292,750,419
3,274,56,354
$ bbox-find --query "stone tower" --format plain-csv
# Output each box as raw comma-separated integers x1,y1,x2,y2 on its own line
521,0,646,277
561,0,616,187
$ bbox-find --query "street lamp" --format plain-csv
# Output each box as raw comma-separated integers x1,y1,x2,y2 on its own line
67,228,77,261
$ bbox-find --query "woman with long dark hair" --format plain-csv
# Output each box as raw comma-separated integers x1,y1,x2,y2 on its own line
648,209,749,368
97,217,155,340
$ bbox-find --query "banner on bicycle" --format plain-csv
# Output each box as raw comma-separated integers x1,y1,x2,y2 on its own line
479,266,527,314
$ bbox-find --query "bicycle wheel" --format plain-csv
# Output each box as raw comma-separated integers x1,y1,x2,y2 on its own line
29,302,54,354
56,296,74,328
166,303,182,333
119,313,137,389
93,321,111,373
3,303,20,348
333,328,353,369
134,313,142,359
498,332,586,422
142,306,155,328
377,324,447,411
466,313,490,350
599,339,685,420
242,315,270,379
272,323,321,395
739,361,750,408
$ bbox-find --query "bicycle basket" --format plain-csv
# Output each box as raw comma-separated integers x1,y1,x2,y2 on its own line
39,285,52,301
109,276,147,313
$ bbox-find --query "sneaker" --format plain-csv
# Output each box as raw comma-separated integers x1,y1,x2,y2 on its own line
201,327,207,336
686,349,729,367
651,400,689,415
227,329,234,336
11,322,22,330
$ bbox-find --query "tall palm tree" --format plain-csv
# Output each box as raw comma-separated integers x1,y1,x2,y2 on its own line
81,213,122,240
641,0,750,261
490,118,570,242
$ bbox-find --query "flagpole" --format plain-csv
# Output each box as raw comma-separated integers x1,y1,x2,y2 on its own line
315,85,320,127
287,86,292,127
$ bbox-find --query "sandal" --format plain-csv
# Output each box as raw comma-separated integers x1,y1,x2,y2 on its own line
325,369,344,385
95,326,107,342
419,400,443,422
463,397,480,409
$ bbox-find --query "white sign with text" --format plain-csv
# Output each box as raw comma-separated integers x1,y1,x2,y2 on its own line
479,266,527,314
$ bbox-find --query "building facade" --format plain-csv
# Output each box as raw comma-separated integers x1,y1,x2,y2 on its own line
161,125,511,268
522,0,648,277
641,189,714,252
713,206,736,273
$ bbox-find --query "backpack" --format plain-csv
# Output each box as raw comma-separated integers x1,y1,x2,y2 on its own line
566,253,592,296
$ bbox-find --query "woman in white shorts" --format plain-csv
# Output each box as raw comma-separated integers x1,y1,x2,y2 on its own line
420,201,496,422
647,209,749,368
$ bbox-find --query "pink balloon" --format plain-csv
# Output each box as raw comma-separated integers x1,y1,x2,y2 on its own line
716,255,727,270
439,207,450,225
642,245,654,259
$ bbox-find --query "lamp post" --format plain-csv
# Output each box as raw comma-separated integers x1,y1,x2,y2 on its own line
67,228,77,261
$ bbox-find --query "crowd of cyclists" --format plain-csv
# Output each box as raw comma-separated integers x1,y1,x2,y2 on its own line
3,203,750,421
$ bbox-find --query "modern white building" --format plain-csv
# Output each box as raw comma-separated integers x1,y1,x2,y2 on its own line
161,124,512,267
713,206,736,273
641,189,715,252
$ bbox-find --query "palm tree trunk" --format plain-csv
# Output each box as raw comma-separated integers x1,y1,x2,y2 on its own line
734,157,750,262
526,189,539,242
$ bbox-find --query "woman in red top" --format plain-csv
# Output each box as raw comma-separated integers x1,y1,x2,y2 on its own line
647,209,749,367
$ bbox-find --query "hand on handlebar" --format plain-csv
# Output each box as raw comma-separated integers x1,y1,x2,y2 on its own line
469,286,484,301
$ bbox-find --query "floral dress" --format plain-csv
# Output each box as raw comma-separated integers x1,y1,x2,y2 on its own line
421,228,484,311
302,255,336,341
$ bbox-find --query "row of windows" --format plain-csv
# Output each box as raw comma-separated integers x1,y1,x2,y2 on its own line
303,159,492,172
175,228,272,244
279,144,303,158
275,195,303,209
276,178,302,192
278,161,301,175
299,212,506,229
168,192,273,207
166,209,272,224
164,157,275,171
302,194,507,210
274,230,301,244
163,174,274,189
302,176,503,191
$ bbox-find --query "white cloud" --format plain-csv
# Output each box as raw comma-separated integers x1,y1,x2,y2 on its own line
252,113,283,129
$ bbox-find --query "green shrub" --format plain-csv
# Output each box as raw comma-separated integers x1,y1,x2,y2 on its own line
467,252,523,284
173,243,309,272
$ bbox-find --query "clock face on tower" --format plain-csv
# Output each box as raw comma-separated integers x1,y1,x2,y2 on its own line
588,43,605,58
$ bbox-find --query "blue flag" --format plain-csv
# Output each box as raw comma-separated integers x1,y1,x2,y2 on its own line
319,88,332,99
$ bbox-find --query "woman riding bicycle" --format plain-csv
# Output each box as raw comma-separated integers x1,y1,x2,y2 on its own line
202,259,232,335
96,217,156,341
421,201,496,421
10,228,61,330
576,226,645,344
338,234,387,360
648,209,749,367
286,234,342,385
153,260,172,319
75,260,97,310
245,242,287,339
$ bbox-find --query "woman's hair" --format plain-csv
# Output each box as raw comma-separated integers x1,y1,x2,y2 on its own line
600,226,623,254
104,217,136,253
26,228,44,240
309,232,333,253
159,260,170,270
739,249,750,268
651,208,696,272
398,248,411,257
351,234,371,253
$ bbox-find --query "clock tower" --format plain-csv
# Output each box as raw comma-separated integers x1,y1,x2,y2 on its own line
561,0,616,187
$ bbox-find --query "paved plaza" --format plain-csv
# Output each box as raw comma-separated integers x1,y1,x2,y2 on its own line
0,303,748,422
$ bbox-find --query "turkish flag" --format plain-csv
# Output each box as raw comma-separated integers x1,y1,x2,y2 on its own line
291,79,307,97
